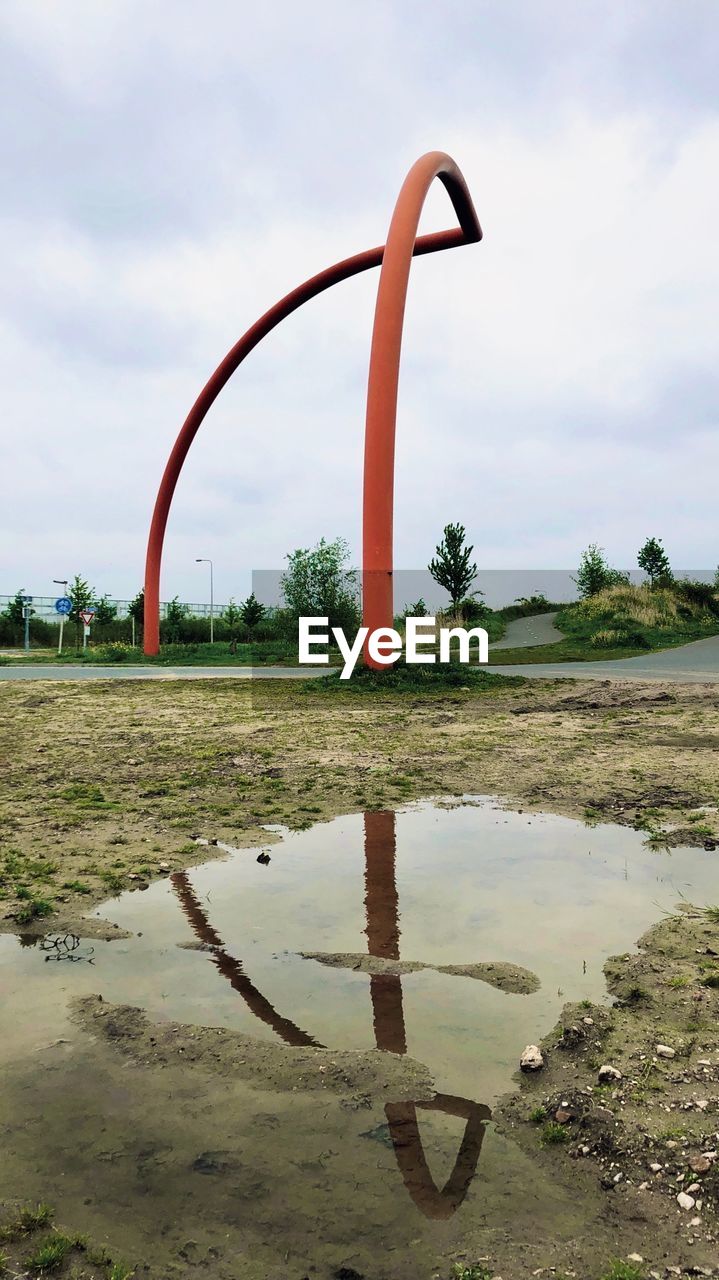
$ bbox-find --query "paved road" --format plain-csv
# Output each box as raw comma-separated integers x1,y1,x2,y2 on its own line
1,630,718,684
487,633,719,683
489,611,563,650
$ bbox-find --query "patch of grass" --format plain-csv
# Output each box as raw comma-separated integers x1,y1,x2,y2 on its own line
56,783,118,811
620,983,650,1004
99,871,125,893
667,974,691,988
599,1262,646,1280
26,1232,75,1271
529,1105,547,1122
108,1264,134,1280
540,1121,569,1145
61,880,92,894
451,1266,493,1280
14,896,54,923
704,905,719,924
306,663,523,694
0,1204,53,1243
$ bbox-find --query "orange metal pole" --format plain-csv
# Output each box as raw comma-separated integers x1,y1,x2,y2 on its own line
143,153,480,657
362,153,481,663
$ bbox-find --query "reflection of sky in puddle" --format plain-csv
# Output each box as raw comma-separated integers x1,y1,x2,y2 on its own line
1,798,717,1224
2,799,716,1100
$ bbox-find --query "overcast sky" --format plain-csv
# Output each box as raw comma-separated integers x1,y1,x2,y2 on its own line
1,0,717,606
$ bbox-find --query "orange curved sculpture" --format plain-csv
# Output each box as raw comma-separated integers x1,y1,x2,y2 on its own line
143,152,481,657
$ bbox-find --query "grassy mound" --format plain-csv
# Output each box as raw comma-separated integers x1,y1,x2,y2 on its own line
305,662,523,693
558,581,719,652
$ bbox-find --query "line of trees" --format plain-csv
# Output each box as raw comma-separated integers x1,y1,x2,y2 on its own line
4,531,717,649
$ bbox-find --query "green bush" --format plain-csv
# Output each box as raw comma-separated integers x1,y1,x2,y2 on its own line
91,642,134,663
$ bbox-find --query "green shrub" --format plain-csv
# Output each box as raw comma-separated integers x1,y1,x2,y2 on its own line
14,896,53,923
91,642,134,663
540,1121,568,1145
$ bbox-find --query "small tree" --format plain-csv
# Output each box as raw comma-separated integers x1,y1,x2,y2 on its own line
428,523,479,612
281,537,359,634
3,589,29,626
68,574,94,646
222,599,242,629
638,537,672,587
573,545,627,598
164,597,187,644
240,592,266,631
93,595,118,626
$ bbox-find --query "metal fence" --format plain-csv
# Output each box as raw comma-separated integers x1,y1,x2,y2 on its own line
0,595,224,621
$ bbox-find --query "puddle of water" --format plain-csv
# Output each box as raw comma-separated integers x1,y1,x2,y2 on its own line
1,799,716,1275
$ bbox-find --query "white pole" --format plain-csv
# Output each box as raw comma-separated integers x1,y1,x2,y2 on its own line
196,558,214,644
131,615,136,647
53,580,68,657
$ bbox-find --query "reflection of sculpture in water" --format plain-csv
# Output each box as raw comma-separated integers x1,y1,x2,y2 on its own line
171,811,490,1219
171,870,323,1048
363,810,490,1219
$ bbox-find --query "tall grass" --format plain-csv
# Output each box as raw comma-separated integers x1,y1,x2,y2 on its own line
560,582,719,651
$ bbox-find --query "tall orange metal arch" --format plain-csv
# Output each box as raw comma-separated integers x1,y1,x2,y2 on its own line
143,151,481,658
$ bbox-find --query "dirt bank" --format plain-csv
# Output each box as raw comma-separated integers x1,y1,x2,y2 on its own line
495,906,719,1276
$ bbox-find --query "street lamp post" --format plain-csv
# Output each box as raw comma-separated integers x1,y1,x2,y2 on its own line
19,589,32,653
53,578,68,655
196,559,214,644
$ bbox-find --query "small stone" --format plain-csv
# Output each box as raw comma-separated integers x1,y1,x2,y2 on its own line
695,1098,709,1110
687,1182,701,1193
677,1191,696,1210
656,1044,676,1059
598,1064,622,1082
555,1108,573,1124
690,1216,702,1227
649,1162,663,1173
689,1155,711,1174
520,1044,544,1072
627,1256,643,1265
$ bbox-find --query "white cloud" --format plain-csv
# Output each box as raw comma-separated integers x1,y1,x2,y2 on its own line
1,2,717,604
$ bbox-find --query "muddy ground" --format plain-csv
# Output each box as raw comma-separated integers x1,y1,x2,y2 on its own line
1,674,719,1278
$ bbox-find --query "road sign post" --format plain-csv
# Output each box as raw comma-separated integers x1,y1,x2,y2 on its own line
55,595,72,656
79,609,95,651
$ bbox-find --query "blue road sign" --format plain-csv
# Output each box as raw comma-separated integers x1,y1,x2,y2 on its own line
55,597,72,615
